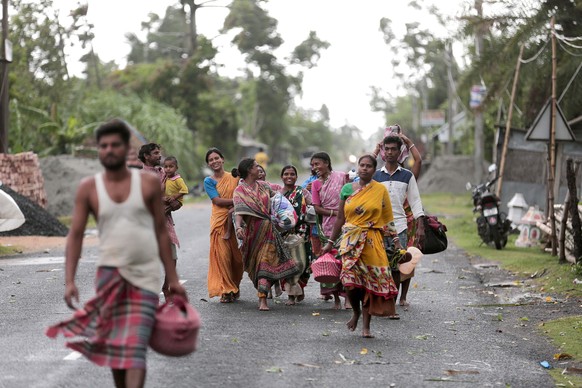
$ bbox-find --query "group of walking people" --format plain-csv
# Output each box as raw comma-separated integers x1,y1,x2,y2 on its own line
45,118,427,388
204,126,426,338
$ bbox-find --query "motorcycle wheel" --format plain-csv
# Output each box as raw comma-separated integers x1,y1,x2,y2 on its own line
490,225,503,250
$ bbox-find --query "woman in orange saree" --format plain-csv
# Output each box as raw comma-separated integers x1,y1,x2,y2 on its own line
322,154,398,338
204,148,243,303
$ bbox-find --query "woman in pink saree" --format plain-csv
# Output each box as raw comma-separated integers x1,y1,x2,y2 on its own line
310,152,351,309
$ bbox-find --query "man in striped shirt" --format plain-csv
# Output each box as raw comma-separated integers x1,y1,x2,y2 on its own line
373,135,425,313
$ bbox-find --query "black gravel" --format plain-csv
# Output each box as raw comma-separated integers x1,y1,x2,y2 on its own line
0,185,68,237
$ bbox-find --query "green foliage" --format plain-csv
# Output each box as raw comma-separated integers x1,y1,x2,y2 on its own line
542,316,582,387
290,31,331,69
78,90,199,181
222,0,283,54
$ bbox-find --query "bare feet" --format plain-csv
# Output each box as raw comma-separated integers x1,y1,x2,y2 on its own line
296,291,305,303
362,329,374,338
286,296,296,306
344,298,352,310
400,300,409,310
258,297,270,311
333,293,341,310
346,311,361,331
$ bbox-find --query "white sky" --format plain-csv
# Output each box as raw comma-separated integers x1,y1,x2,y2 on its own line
55,0,469,139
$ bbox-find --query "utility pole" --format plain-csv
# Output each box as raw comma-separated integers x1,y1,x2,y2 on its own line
0,0,9,154
446,41,455,155
473,0,485,183
549,16,558,255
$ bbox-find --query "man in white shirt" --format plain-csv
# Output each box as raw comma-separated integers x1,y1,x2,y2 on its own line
373,135,425,313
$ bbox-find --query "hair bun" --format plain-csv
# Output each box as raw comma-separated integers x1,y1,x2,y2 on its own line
231,168,239,178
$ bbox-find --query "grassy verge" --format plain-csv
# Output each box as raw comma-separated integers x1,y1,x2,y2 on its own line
423,193,582,297
58,215,97,229
424,192,582,385
0,245,22,255
541,316,582,386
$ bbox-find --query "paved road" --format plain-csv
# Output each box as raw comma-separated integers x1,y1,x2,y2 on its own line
0,201,561,387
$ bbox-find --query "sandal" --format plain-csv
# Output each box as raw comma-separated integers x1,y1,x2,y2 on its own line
388,314,400,320
220,294,233,303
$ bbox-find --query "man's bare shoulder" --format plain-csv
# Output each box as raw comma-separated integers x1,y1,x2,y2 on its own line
77,175,97,194
140,170,161,185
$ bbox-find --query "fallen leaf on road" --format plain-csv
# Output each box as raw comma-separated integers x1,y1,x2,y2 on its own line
232,338,239,343
360,348,368,355
36,269,51,272
545,296,554,303
312,312,320,316
293,363,321,368
413,283,418,288
322,332,330,337
415,334,429,340
554,353,573,360
520,317,529,321
444,370,480,375
265,367,282,373
495,313,503,322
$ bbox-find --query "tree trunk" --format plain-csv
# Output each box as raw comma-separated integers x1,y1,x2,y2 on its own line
182,0,198,57
566,158,582,262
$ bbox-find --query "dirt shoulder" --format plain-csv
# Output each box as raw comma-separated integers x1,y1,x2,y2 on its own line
0,234,98,255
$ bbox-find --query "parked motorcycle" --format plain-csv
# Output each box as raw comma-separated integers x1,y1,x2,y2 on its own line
466,165,512,250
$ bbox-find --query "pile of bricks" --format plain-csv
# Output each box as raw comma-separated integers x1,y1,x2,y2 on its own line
0,152,47,208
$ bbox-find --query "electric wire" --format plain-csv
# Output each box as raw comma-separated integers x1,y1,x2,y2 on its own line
519,36,550,63
556,37,582,57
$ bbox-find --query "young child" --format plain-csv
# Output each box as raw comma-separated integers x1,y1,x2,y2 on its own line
162,156,188,299
163,156,189,214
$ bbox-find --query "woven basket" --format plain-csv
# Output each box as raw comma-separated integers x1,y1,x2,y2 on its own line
311,250,341,283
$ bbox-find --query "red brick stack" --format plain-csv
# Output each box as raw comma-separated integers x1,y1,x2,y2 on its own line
0,152,48,208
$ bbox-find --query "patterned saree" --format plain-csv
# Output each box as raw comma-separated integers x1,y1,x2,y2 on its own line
233,181,299,296
339,181,398,316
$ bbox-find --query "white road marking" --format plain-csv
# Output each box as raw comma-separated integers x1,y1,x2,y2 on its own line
0,256,96,266
0,256,65,266
63,351,83,361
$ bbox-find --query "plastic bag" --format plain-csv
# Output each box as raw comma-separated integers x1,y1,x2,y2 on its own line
270,192,298,231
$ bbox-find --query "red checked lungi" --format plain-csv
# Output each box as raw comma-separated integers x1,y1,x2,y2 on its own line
46,267,158,369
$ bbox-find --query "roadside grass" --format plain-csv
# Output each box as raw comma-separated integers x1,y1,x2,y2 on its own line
424,193,582,386
540,316,582,386
423,193,582,297
0,245,21,255
58,215,97,229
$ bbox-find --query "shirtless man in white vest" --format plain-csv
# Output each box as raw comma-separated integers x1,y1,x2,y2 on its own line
46,119,187,388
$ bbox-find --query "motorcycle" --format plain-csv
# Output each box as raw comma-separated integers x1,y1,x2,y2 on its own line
466,164,512,250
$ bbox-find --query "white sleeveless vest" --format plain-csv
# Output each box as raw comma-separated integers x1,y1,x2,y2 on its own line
95,169,161,294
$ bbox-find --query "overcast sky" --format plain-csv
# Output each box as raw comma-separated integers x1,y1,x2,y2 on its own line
56,0,469,139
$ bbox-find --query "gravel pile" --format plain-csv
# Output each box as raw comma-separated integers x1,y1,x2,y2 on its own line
40,155,102,217
0,185,68,237
418,155,488,194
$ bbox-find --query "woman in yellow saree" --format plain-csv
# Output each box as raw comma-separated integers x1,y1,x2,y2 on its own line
322,154,398,338
204,148,244,303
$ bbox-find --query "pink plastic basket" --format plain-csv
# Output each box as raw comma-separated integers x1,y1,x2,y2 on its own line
311,250,341,283
149,296,201,357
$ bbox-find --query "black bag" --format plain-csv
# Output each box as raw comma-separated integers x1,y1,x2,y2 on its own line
419,215,448,254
